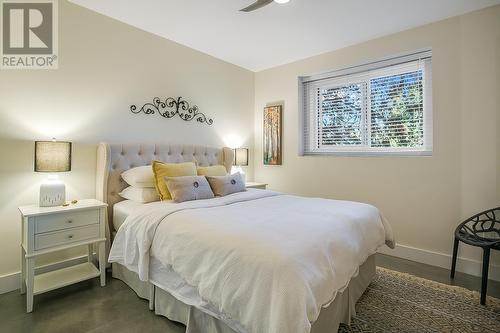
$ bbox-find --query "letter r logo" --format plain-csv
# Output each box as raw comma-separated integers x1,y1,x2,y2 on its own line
2,2,53,54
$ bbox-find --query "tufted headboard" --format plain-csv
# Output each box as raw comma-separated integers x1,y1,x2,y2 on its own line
96,143,234,237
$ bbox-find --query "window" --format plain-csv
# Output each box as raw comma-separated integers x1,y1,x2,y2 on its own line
300,50,432,156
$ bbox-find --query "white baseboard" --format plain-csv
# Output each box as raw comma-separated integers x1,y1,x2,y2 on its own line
0,271,20,295
378,243,500,281
0,255,91,295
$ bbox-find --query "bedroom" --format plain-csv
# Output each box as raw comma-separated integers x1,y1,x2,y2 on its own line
0,0,499,332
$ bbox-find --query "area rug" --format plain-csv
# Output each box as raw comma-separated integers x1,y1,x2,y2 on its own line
339,267,500,333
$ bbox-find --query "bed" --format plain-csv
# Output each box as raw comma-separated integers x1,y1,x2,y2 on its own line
96,143,394,333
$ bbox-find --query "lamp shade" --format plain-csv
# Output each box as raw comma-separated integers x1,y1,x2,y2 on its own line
34,141,72,172
233,148,248,166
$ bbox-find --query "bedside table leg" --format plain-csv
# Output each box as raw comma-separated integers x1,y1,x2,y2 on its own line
20,247,26,294
98,242,106,286
26,257,35,313
87,244,94,263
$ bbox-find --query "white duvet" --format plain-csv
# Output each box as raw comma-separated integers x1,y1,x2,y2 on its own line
109,190,394,333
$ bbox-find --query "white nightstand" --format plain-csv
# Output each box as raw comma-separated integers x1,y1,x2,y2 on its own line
19,199,107,312
246,182,268,190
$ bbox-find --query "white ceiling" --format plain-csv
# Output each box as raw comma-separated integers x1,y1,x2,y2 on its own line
69,0,500,71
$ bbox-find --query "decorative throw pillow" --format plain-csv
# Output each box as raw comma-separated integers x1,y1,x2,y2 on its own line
207,173,246,197
164,176,215,203
118,186,159,203
152,161,197,200
121,165,155,188
197,165,228,177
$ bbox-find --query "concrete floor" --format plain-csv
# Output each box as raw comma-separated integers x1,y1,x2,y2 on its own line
0,254,498,333
0,273,185,333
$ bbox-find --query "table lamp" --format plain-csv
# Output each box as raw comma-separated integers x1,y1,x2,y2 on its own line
35,140,72,207
232,148,248,182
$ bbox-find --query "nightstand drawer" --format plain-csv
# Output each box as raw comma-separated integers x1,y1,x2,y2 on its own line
35,210,99,234
35,225,99,250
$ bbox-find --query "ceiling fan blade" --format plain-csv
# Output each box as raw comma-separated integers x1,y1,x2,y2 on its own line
240,0,274,12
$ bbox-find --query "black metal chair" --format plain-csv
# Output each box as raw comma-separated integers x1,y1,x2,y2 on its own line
451,207,500,305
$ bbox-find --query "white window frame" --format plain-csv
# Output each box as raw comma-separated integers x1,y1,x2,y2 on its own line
299,50,433,157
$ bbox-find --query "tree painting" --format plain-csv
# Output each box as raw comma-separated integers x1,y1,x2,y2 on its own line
264,106,282,165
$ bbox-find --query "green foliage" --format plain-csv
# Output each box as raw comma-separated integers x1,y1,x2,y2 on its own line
319,70,424,148
370,71,424,148
321,84,363,146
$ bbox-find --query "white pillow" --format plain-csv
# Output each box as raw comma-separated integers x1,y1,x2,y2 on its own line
119,186,159,203
121,165,155,188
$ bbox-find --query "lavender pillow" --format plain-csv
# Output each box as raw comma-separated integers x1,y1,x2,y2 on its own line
206,173,246,197
164,176,214,203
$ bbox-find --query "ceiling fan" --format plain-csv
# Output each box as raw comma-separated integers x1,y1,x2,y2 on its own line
240,0,290,12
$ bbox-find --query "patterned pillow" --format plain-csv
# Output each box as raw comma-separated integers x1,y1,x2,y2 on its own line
206,173,246,197
164,176,214,203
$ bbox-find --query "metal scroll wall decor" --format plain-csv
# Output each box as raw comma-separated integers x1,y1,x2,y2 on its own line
130,96,213,125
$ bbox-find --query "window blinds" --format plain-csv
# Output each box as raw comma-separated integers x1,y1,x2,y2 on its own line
300,50,432,156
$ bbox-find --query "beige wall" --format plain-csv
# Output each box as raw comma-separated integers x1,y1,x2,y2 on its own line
254,6,500,270
0,1,255,278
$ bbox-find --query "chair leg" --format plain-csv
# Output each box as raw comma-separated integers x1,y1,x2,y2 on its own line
480,247,490,305
450,238,459,278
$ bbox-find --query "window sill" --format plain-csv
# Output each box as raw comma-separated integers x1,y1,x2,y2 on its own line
301,151,433,157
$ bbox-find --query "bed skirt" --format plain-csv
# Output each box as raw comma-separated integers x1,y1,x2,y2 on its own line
112,254,376,333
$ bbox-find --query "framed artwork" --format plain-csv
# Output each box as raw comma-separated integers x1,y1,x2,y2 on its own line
263,105,282,165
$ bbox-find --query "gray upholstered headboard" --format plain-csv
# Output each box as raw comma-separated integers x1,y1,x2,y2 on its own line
96,143,234,236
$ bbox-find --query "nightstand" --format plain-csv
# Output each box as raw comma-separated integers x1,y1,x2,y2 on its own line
19,199,107,312
246,182,268,190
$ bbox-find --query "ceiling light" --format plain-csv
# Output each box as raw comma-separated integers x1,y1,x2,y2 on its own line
240,0,290,12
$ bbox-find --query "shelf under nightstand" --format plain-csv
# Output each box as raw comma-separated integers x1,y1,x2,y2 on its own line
33,262,100,295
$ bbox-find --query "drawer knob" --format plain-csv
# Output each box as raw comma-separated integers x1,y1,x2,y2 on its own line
68,235,73,239
67,220,73,224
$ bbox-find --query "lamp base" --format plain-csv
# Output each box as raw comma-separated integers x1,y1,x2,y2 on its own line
39,182,66,207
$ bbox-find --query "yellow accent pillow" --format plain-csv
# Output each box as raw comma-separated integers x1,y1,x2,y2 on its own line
197,165,228,177
152,161,197,200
